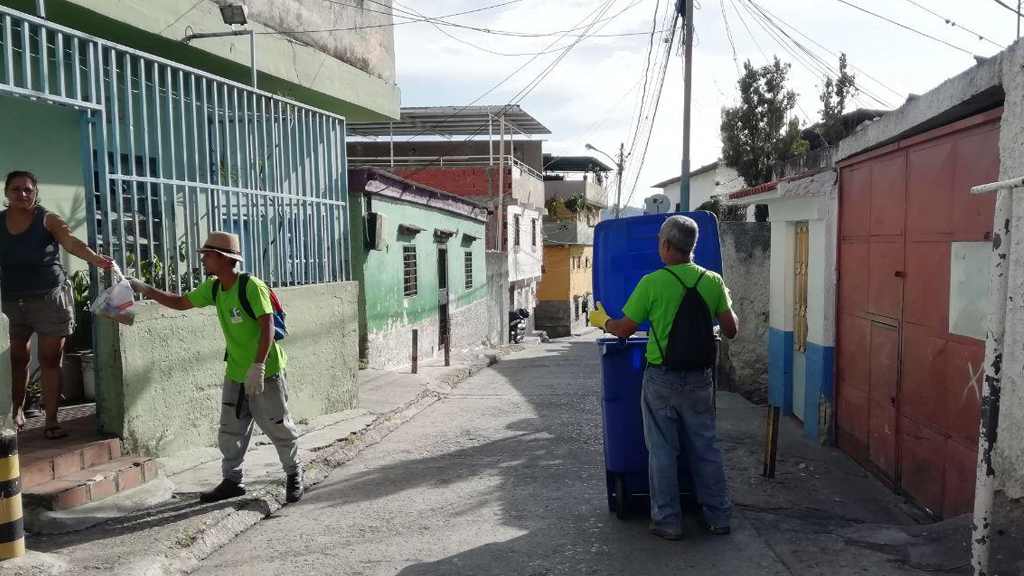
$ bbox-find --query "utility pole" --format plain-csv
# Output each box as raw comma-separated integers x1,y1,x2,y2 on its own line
678,0,694,212
615,143,624,218
585,143,625,217
497,114,506,252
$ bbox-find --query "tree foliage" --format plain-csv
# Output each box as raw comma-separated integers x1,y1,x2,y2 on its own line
819,53,857,145
720,57,809,186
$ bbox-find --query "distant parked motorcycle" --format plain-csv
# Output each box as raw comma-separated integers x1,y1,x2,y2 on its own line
508,308,530,344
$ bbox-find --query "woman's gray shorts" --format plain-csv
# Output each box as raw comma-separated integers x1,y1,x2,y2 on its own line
2,282,75,340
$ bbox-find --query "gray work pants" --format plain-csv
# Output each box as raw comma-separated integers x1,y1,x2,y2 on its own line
218,372,301,483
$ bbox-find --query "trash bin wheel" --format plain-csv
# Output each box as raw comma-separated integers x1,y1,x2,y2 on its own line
614,474,629,520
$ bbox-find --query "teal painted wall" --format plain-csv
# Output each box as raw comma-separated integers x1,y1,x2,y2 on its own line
350,193,487,336
0,97,90,276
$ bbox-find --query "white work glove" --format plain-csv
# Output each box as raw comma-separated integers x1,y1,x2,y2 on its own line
245,363,266,396
125,276,151,294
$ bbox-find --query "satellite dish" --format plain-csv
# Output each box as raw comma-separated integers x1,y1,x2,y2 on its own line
644,193,671,215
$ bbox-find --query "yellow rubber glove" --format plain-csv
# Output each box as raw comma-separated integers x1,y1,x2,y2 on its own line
589,301,611,330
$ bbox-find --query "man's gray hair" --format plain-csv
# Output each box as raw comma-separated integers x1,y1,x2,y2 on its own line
659,215,699,255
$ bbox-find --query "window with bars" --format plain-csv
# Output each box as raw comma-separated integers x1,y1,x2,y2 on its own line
403,245,418,297
531,219,537,248
514,215,522,247
464,251,473,290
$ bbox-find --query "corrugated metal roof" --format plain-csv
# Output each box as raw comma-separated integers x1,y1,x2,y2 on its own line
543,154,612,173
347,105,550,138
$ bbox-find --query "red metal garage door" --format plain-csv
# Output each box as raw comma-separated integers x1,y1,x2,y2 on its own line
836,109,1000,518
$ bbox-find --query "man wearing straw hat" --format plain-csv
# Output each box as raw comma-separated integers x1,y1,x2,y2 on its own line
126,231,303,504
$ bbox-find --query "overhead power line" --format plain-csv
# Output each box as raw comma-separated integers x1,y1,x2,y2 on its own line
740,0,905,101
737,0,896,109
628,0,665,158
391,0,651,58
544,79,641,169
992,0,1024,18
898,0,1004,48
375,0,624,181
622,9,678,208
832,0,975,55
719,0,740,74
268,0,658,39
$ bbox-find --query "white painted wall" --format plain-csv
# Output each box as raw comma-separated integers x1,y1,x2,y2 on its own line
656,164,747,213
807,185,838,346
769,222,796,332
761,170,836,341
507,204,543,283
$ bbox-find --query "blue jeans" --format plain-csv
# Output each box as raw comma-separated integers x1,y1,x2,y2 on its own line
641,366,732,532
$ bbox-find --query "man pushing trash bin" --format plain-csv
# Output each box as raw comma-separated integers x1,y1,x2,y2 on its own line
589,215,738,540
126,232,303,504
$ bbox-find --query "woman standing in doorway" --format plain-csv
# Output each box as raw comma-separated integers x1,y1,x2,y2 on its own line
0,171,112,438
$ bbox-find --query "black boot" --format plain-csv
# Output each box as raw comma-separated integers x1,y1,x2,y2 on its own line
199,479,246,503
286,472,304,503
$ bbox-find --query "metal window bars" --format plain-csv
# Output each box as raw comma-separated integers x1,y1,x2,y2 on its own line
403,245,417,297
0,6,351,293
464,250,473,290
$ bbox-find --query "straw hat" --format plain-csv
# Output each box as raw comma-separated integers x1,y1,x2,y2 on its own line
197,231,244,262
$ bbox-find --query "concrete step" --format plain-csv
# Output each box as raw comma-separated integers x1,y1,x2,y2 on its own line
20,438,123,490
23,456,159,511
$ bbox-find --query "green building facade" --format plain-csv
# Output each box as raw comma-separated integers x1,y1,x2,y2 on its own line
348,169,489,369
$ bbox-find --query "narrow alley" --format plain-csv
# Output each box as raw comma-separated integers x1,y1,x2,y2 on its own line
190,336,969,576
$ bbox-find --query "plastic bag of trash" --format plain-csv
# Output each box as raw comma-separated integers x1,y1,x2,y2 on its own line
90,263,136,326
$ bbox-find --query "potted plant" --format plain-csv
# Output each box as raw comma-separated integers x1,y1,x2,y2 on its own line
62,270,93,401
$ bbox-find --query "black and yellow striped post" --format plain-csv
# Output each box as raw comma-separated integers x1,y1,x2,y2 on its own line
0,430,24,559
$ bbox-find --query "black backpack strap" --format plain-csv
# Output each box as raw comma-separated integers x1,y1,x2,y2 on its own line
648,267,678,363
212,279,221,301
660,266,707,290
650,267,709,366
237,273,256,321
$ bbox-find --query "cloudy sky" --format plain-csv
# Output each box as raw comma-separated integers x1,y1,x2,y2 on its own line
390,0,1012,206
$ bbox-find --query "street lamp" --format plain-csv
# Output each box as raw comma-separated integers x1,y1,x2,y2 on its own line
586,143,625,218
184,4,257,88
218,4,249,26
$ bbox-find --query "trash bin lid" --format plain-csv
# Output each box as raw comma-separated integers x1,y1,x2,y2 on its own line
592,211,723,331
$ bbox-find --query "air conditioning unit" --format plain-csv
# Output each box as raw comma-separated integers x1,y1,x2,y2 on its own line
365,212,387,251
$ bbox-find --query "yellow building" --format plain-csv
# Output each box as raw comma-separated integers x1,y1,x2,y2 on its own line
535,154,609,337
536,244,595,336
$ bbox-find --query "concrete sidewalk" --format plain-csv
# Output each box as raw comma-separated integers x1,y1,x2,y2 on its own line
3,343,533,576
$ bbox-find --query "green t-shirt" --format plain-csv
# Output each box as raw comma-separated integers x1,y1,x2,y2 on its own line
621,264,733,365
187,275,286,383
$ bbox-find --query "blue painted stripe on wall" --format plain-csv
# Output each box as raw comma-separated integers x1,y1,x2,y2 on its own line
803,342,835,441
768,328,794,415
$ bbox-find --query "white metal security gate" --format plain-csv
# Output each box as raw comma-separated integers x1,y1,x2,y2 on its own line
0,6,351,292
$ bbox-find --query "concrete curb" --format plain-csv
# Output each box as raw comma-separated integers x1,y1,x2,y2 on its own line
147,345,525,575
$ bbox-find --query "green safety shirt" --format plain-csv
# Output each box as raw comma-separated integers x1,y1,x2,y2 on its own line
621,263,733,365
187,275,286,383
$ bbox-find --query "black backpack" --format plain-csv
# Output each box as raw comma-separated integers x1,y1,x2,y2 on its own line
212,273,287,341
650,267,717,371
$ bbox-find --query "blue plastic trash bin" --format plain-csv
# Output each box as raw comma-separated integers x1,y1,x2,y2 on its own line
594,211,723,520
599,337,696,518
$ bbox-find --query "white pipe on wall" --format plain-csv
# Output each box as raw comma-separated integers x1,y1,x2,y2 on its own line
969,178,1020,576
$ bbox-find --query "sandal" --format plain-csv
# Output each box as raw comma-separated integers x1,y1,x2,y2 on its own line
44,425,68,440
